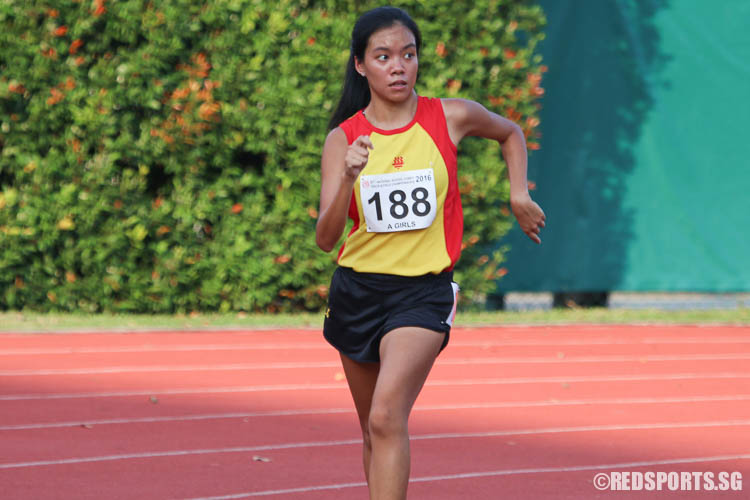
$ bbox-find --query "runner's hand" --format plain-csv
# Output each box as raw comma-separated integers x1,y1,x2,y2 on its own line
511,193,546,244
343,135,374,181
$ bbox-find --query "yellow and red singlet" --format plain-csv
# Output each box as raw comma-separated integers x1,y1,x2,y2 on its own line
337,96,463,276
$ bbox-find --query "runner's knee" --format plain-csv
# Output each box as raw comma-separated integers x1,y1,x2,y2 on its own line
361,426,372,450
368,404,406,438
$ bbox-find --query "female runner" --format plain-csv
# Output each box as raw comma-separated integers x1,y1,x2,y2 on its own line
316,6,545,499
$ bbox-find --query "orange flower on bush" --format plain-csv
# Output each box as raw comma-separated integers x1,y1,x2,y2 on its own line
461,235,480,251
93,0,107,17
47,88,65,106
171,87,190,100
446,79,461,93
488,95,505,106
275,255,291,264
178,53,211,78
505,107,521,122
198,101,220,121
231,203,243,214
8,82,25,94
54,26,68,36
69,39,84,54
436,42,446,57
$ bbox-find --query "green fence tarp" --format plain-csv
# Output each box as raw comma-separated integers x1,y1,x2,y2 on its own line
495,0,750,293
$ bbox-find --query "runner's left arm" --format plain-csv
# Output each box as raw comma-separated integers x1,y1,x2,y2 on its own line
442,98,545,244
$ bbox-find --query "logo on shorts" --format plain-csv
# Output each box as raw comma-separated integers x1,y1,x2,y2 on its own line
392,155,404,169
325,307,330,318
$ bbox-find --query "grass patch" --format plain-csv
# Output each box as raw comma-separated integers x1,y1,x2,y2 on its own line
459,307,750,326
1,307,747,333
0,311,324,333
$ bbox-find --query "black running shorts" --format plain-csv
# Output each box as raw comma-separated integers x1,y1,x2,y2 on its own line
323,266,459,363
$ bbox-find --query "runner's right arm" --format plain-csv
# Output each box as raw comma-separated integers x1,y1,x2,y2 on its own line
316,129,373,252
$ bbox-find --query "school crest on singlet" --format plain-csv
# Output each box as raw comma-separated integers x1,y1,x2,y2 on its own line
336,96,463,276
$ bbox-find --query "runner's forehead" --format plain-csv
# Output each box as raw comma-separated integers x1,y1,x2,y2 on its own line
366,24,416,52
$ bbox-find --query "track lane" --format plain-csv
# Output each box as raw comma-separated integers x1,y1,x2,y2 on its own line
1,325,748,499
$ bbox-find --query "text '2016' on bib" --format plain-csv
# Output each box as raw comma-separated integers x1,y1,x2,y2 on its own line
359,168,437,233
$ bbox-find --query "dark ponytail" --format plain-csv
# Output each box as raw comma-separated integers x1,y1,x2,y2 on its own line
328,6,422,130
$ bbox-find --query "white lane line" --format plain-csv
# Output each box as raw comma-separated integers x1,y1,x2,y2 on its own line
2,336,749,355
0,438,356,470
3,395,750,431
0,383,347,400
188,454,750,499
3,372,750,401
189,480,369,499
2,420,750,470
0,361,338,376
0,343,329,355
3,353,750,376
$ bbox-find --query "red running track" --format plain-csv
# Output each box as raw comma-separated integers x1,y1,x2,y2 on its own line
1,324,749,499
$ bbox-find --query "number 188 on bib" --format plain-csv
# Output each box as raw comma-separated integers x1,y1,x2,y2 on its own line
359,169,438,233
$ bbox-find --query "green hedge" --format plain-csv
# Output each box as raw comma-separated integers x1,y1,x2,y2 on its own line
0,0,545,313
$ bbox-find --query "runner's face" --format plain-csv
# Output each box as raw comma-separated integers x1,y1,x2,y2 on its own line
356,24,418,102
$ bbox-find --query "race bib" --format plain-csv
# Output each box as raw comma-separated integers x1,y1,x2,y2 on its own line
360,168,437,233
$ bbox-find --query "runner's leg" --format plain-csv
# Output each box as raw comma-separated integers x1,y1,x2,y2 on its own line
339,353,380,484
367,326,445,500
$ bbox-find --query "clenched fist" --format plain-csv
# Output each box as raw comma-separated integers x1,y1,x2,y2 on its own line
343,135,374,181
